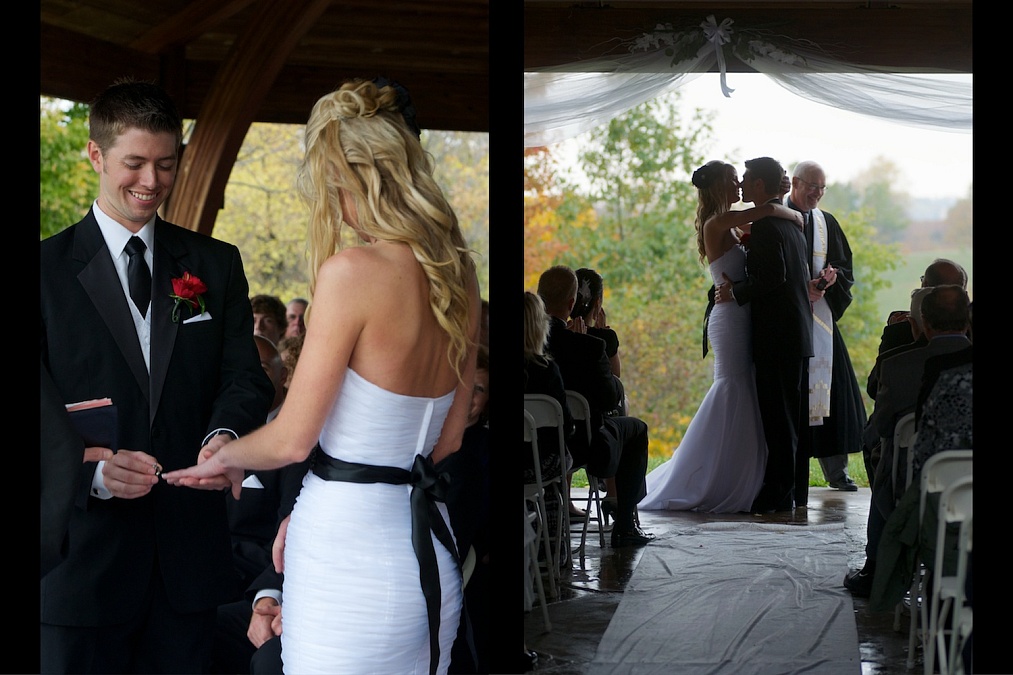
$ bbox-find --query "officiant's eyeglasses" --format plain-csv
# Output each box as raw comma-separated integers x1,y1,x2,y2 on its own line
798,178,827,193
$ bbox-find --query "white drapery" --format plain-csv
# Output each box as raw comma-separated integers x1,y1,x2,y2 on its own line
524,15,972,148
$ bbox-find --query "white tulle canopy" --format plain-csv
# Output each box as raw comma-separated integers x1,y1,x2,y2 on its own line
524,15,972,148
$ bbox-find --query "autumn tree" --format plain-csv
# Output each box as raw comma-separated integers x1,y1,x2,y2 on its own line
545,91,719,455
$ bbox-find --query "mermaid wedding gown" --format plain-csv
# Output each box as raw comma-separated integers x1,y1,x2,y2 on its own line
638,245,768,513
281,368,462,674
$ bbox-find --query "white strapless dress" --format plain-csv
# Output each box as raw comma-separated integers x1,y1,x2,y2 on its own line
281,369,462,674
638,246,768,513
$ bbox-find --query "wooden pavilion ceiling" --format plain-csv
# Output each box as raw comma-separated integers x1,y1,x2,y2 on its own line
40,0,489,236
41,0,490,131
524,1,972,73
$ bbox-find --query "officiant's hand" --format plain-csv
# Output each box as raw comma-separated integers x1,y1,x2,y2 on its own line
249,598,282,646
101,449,162,499
715,272,734,304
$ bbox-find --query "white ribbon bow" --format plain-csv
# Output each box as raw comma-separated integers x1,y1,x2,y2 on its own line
701,15,736,97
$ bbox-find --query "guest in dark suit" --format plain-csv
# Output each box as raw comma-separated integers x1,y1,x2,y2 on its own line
39,79,274,673
844,285,971,597
868,257,968,395
537,266,653,547
212,334,311,674
717,156,816,512
40,361,114,579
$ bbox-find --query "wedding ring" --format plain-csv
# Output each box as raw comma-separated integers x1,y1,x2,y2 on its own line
153,462,163,476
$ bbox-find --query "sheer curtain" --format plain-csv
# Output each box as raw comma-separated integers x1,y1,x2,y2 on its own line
524,15,972,147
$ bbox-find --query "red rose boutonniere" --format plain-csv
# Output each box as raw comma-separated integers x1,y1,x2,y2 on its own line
738,232,751,250
169,272,208,323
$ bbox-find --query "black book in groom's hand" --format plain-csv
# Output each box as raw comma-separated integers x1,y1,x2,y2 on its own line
65,399,118,452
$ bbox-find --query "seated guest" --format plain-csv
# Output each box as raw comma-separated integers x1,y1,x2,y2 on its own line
867,257,968,399
537,266,654,548
569,267,624,515
845,284,971,597
523,291,575,561
211,335,312,674
250,293,288,347
436,344,491,673
910,345,972,481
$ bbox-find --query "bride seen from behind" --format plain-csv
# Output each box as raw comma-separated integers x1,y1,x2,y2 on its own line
165,78,481,674
637,160,800,514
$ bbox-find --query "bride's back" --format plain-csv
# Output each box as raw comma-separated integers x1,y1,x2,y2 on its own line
338,239,461,399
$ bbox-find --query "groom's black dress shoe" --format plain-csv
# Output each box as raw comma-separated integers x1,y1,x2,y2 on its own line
844,568,874,598
829,477,859,491
750,496,794,514
611,525,656,548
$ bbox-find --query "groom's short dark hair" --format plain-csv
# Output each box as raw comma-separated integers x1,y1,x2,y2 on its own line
744,157,784,195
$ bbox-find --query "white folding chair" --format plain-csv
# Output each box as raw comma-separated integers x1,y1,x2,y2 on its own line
891,411,918,504
565,390,605,567
902,450,973,671
524,394,571,589
948,516,972,675
924,475,972,675
523,488,551,632
523,409,558,601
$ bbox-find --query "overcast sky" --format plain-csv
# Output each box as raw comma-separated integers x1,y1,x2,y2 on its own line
678,73,972,201
554,72,972,203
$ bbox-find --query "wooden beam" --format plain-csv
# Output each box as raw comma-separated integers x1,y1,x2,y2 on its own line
524,7,972,72
164,0,332,235
127,0,256,53
41,24,160,104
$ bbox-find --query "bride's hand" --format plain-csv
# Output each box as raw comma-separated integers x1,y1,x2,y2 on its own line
162,452,244,499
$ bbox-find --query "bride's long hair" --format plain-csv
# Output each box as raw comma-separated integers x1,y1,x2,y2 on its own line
297,78,476,380
691,160,733,264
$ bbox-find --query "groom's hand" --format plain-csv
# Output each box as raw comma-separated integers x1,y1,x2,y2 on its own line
715,272,735,304
101,449,161,499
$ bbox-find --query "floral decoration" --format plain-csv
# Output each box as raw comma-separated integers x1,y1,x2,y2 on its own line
625,15,809,94
738,232,751,250
169,272,208,323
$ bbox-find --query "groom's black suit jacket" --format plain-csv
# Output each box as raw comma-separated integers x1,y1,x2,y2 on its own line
40,210,273,625
732,201,813,365
731,200,813,507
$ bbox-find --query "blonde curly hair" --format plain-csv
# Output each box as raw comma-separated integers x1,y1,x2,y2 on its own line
297,78,476,380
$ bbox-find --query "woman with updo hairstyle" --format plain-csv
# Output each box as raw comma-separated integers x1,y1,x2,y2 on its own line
638,160,801,514
164,78,481,674
570,267,621,378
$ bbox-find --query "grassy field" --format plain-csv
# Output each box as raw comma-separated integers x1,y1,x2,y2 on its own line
872,246,972,320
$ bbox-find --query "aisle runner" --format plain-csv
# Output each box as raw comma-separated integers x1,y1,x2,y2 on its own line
588,522,860,675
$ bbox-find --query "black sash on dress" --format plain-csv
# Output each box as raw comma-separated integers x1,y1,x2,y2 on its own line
311,448,462,675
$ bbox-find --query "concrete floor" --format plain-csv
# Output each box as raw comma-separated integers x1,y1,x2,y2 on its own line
524,486,918,674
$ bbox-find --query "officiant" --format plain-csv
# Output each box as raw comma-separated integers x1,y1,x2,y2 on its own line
786,161,866,504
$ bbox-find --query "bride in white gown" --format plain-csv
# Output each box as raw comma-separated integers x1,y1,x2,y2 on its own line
165,79,481,674
638,161,802,513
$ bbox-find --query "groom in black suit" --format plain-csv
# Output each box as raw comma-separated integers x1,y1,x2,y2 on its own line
40,80,273,673
717,157,816,513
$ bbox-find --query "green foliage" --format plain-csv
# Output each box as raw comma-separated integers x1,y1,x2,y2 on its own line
551,92,720,459
40,98,98,239
530,92,911,466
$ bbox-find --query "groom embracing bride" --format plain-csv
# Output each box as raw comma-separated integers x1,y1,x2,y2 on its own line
716,157,829,513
